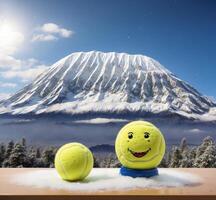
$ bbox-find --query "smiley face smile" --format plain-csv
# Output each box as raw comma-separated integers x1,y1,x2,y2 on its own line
128,148,151,158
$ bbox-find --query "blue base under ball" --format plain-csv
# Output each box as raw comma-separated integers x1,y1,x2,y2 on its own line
120,166,158,178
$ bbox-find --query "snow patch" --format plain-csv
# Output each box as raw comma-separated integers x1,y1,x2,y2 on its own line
73,118,129,124
0,93,11,101
187,128,205,134
11,168,201,192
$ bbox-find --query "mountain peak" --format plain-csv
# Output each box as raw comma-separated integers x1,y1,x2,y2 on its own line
60,51,171,74
0,51,215,121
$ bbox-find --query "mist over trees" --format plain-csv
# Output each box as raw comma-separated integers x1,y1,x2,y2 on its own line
0,136,216,168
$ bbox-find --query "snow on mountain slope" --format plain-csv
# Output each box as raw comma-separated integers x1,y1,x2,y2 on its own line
0,51,215,120
0,93,11,101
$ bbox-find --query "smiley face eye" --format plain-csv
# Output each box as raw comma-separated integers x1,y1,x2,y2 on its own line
144,132,150,139
128,132,133,139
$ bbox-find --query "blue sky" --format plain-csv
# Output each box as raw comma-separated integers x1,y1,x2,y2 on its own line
0,0,216,99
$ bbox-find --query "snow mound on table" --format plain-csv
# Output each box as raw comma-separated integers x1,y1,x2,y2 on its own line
11,168,201,192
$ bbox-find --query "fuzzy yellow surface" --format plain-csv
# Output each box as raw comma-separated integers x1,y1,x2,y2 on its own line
55,143,93,181
115,121,166,169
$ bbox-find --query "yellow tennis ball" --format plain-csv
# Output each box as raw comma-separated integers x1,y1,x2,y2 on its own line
115,121,166,169
55,143,93,181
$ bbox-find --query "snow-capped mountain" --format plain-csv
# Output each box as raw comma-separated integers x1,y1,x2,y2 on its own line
0,51,216,121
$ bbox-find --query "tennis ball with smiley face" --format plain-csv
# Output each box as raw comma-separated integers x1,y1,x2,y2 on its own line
115,121,166,169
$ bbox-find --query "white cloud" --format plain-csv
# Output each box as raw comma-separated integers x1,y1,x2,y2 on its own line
32,34,58,42
32,23,73,42
41,23,73,38
1,64,48,81
0,82,17,88
0,49,48,84
41,23,59,33
59,28,72,38
0,53,22,69
23,58,39,67
0,55,40,70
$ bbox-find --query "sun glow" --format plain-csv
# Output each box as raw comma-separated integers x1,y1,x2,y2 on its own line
0,20,24,54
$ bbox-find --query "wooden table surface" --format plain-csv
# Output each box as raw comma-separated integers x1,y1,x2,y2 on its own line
0,168,215,200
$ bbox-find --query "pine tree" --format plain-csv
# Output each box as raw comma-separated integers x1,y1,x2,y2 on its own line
99,153,121,168
181,147,197,167
33,148,44,167
109,159,121,168
193,136,215,167
189,146,197,161
196,136,214,157
159,155,168,167
4,140,14,159
166,150,172,167
2,140,14,167
0,144,6,167
93,155,100,168
27,147,37,167
179,137,188,152
41,147,56,167
36,148,41,158
180,150,191,167
193,138,216,167
169,147,182,167
21,138,26,148
201,145,216,167
8,143,27,167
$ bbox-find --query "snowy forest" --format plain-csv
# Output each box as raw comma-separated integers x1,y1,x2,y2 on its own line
0,136,216,168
